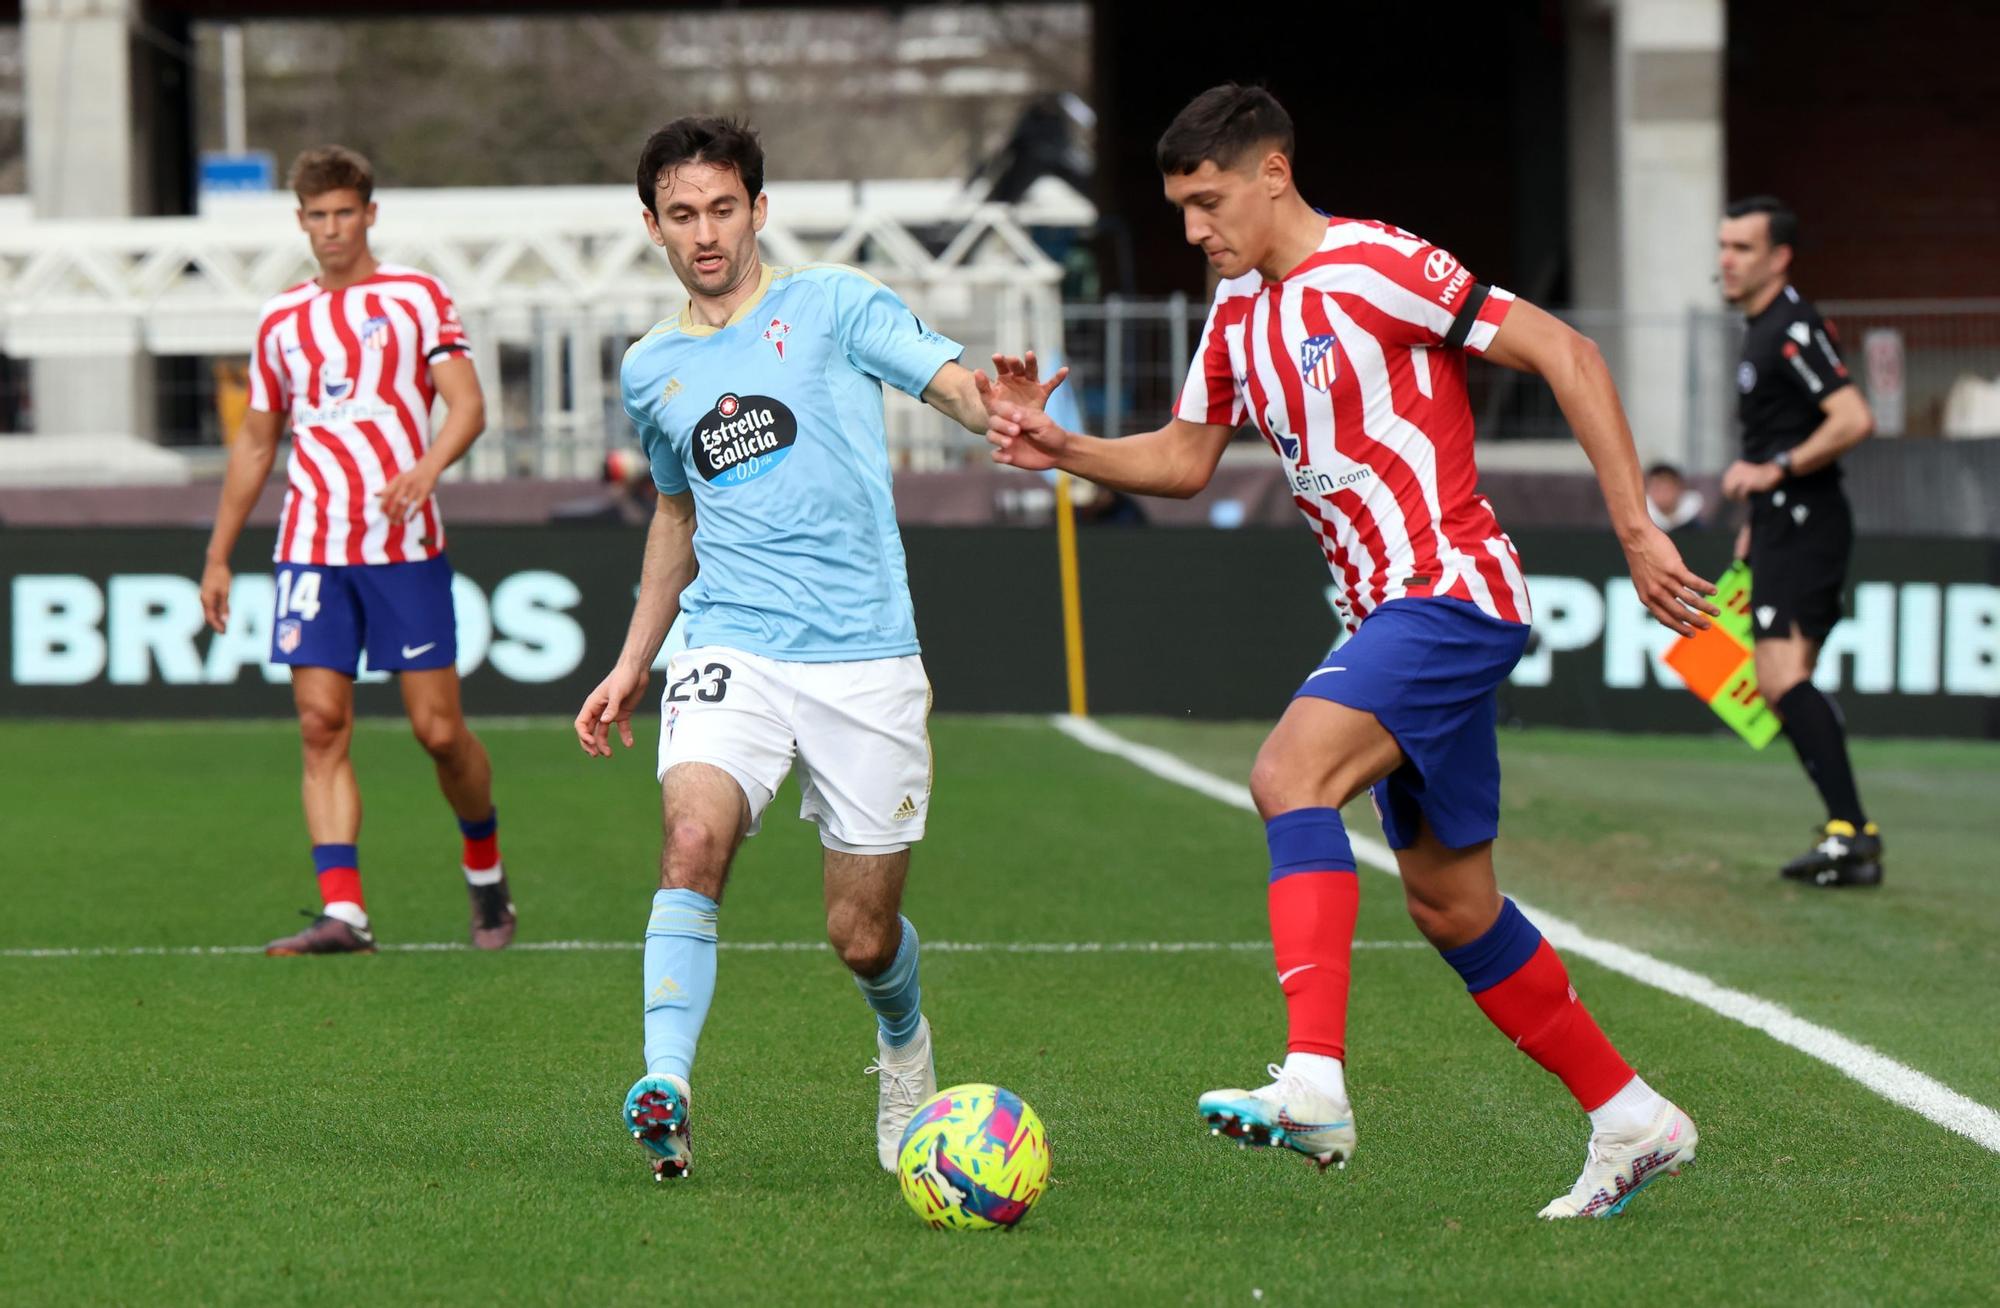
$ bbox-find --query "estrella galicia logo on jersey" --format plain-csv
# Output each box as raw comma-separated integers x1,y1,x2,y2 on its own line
1300,335,1338,393
693,393,799,485
320,363,352,401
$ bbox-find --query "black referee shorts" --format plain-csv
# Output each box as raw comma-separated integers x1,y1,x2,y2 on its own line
1748,488,1853,643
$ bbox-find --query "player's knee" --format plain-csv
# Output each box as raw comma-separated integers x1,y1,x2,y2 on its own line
409,711,463,759
1402,889,1490,950
1248,749,1306,819
663,819,730,883
297,703,350,757
826,907,898,976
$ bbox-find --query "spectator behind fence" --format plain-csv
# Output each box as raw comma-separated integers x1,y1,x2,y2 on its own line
1644,463,1707,534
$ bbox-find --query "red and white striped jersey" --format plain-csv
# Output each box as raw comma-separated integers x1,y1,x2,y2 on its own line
247,263,472,566
1177,217,1533,626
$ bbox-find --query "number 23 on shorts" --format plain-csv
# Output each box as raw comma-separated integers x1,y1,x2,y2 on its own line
665,661,733,704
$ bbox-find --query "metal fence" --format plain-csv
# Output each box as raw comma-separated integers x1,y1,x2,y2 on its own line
1052,296,2000,475
4,296,1998,481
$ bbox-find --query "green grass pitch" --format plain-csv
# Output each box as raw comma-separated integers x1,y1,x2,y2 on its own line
2,716,1996,1305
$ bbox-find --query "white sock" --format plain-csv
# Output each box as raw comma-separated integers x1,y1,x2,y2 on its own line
323,900,369,930
1587,1074,1666,1135
464,863,504,887
1281,1051,1347,1102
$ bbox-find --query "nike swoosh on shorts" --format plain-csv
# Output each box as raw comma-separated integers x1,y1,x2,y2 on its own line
402,642,437,658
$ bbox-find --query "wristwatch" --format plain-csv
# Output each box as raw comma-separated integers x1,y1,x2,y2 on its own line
1772,449,1794,478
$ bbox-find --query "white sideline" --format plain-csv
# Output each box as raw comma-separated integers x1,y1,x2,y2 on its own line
0,939,1426,960
1052,713,2000,1156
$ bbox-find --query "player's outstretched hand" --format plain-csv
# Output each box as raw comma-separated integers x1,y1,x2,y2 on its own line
975,350,1071,415
199,559,232,633
576,663,649,758
1625,526,1719,635
986,400,1070,472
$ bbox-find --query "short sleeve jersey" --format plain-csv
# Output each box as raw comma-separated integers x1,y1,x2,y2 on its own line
619,263,962,662
247,263,472,565
1175,217,1530,626
1737,283,1851,489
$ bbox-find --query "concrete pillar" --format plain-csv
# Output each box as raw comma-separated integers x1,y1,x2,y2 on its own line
23,0,152,438
1566,0,1724,470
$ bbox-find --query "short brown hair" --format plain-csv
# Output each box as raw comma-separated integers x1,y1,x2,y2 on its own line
288,145,374,204
635,115,765,214
1156,84,1294,176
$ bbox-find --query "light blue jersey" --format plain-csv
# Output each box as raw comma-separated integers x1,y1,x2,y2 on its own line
621,263,962,662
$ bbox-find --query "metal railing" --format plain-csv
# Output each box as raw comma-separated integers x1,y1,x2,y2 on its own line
7,294,1999,482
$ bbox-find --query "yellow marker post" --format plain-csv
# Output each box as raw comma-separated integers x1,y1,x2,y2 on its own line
1052,472,1089,717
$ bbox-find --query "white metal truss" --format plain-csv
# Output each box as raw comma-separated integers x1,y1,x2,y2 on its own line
0,178,1091,473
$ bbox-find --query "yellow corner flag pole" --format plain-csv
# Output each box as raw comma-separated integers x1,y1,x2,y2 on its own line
1053,472,1089,717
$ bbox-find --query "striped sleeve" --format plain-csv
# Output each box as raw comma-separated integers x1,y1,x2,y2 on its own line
1324,232,1512,352
1175,290,1246,427
419,278,471,363
246,311,288,413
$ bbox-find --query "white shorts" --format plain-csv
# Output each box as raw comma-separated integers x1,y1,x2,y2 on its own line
656,645,933,853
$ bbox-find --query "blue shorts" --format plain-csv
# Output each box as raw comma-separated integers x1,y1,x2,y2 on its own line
1295,597,1529,852
270,555,458,677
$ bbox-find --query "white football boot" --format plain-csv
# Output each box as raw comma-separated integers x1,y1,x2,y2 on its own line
1198,1063,1356,1169
864,1015,935,1171
1538,1099,1697,1219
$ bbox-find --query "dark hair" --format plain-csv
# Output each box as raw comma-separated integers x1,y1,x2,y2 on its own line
1156,83,1294,175
1725,195,1798,251
1644,462,1684,481
636,115,765,213
288,145,373,204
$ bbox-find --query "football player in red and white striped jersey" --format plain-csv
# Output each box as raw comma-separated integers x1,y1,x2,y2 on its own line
200,146,515,957
987,85,1716,1217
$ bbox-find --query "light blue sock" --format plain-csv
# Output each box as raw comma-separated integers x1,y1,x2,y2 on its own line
643,888,718,1081
855,915,923,1048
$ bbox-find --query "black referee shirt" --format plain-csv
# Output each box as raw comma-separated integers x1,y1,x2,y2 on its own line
1736,283,1852,491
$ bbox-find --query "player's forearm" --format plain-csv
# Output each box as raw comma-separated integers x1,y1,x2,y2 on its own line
617,503,696,673
422,395,486,475
1785,398,1873,476
204,429,279,563
1058,428,1208,499
927,370,990,436
1547,337,1653,545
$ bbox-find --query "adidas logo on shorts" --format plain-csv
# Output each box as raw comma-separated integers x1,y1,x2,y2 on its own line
893,795,920,821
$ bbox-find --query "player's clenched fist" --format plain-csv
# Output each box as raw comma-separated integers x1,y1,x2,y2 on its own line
576,664,649,758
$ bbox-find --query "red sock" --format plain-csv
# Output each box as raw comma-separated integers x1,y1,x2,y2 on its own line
463,832,500,872
1268,872,1359,1059
312,843,364,909
460,811,500,872
1471,939,1633,1111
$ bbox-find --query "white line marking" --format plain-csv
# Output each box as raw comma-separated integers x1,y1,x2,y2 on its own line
1052,713,2000,1155
0,939,1425,961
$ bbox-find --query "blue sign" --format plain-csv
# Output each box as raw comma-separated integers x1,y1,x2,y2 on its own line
198,151,276,193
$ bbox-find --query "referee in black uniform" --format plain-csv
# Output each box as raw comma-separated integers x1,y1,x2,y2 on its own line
1717,196,1880,887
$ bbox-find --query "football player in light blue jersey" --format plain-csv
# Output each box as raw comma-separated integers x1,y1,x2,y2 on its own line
574,115,1064,1182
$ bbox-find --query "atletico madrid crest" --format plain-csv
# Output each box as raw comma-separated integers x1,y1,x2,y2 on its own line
1300,335,1338,392
277,618,303,654
361,315,391,350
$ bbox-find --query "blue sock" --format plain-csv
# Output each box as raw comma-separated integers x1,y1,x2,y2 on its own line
643,888,718,1082
855,915,923,1048
1439,898,1543,992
